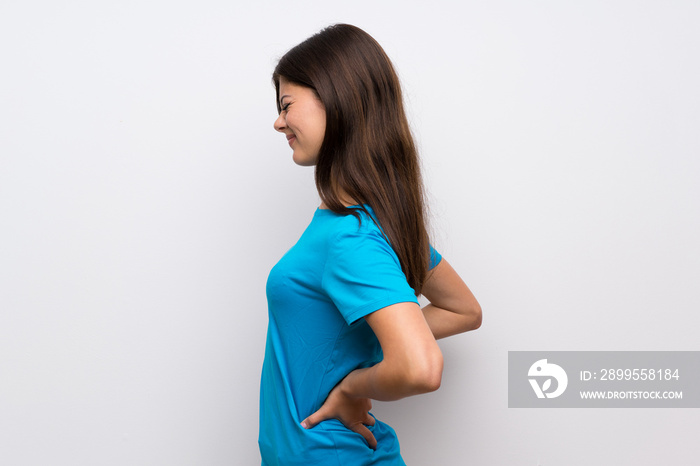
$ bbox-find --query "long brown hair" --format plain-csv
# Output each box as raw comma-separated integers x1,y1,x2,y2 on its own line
273,24,431,295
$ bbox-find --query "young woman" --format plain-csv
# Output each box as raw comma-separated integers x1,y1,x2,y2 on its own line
259,24,482,465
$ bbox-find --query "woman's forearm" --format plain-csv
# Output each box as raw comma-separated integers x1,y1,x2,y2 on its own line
422,303,482,340
340,351,443,402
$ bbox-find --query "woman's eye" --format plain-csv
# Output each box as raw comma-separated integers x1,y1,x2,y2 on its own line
281,103,290,112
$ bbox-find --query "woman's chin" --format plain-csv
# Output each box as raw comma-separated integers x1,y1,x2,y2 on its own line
292,152,318,167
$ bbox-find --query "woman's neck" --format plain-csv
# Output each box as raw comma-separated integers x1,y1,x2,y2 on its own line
319,191,357,209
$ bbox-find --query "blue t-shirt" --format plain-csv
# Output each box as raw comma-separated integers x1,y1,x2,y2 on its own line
259,206,442,465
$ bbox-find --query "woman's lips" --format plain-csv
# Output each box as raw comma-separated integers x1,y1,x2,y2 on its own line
287,136,296,146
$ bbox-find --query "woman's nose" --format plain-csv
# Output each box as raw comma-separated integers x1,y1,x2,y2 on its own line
273,113,286,132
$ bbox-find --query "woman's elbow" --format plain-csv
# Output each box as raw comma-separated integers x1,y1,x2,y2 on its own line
455,296,482,332
468,302,482,330
423,358,443,392
408,347,443,393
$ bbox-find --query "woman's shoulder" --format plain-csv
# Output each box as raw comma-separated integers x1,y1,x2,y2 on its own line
318,205,381,230
314,205,385,245
317,205,403,275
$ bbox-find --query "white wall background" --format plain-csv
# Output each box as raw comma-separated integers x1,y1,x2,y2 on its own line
1,1,699,464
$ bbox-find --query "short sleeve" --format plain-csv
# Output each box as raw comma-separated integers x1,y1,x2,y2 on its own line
429,244,442,270
322,227,419,326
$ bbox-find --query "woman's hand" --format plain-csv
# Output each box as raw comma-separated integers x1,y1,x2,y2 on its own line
300,298,448,451
300,371,378,450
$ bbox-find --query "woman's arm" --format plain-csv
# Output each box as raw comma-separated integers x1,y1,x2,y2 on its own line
300,301,443,448
300,258,480,447
340,302,444,400
421,258,482,339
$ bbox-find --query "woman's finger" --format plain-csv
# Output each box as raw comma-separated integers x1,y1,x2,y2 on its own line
364,413,375,426
351,423,378,450
300,407,327,429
